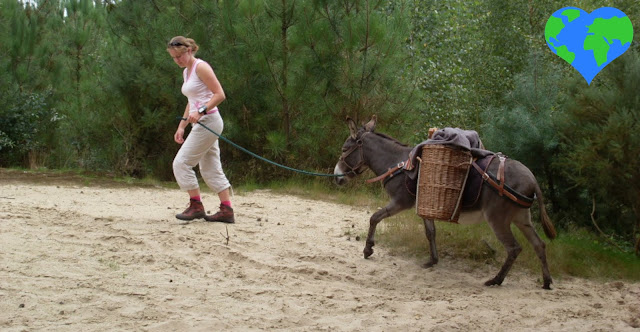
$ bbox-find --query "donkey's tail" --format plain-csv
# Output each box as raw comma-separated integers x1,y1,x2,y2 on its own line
535,183,556,239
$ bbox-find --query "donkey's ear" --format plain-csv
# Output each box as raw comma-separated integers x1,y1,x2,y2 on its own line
347,116,358,139
364,115,377,132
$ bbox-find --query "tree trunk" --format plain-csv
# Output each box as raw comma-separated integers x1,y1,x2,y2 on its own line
281,0,291,147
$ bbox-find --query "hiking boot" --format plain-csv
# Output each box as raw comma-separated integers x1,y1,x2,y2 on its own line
204,204,235,223
176,199,206,220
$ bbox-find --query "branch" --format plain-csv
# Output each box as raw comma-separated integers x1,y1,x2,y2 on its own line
591,197,624,252
247,13,284,100
359,0,370,90
148,0,161,12
633,205,639,256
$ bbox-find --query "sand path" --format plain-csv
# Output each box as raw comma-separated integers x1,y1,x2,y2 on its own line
1,173,638,331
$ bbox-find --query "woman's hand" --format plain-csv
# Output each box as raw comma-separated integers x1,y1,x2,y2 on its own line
187,112,203,124
174,127,185,144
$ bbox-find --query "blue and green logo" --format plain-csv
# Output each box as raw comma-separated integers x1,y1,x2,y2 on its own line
545,7,633,85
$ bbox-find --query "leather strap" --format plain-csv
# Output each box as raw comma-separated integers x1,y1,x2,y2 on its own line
339,132,369,176
366,160,408,183
471,160,534,208
497,155,506,196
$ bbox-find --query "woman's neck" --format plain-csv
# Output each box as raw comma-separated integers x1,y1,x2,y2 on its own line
187,56,196,71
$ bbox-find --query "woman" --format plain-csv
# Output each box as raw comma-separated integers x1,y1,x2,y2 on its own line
167,36,234,223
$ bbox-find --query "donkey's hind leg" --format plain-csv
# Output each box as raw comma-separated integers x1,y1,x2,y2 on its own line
485,215,522,287
513,210,553,289
422,218,438,268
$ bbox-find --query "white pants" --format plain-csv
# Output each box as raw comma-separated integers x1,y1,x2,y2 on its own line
173,111,231,193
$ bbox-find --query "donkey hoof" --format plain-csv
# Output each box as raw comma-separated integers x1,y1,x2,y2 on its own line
484,278,503,287
363,247,373,259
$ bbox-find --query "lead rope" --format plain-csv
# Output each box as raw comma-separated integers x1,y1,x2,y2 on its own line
178,117,345,177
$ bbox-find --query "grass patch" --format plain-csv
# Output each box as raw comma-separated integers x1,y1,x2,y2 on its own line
0,167,177,189
546,229,640,281
233,174,387,208
376,211,640,282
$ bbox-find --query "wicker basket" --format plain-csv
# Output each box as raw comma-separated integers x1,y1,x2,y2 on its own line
416,144,472,222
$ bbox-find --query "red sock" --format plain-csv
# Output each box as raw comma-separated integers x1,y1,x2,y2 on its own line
221,200,231,207
191,196,201,202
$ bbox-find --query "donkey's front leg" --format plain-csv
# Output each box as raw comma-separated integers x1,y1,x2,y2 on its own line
364,202,405,258
422,218,439,268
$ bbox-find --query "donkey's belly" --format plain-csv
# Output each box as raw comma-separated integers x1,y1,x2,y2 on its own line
457,210,484,225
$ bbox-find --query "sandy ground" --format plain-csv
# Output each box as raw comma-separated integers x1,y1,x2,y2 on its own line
1,171,639,331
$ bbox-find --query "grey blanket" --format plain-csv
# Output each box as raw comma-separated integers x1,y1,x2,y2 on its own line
405,127,486,171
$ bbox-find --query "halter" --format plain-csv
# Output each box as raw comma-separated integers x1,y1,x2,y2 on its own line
338,132,369,176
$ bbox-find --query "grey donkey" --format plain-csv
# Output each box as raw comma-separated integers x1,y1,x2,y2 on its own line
334,116,556,289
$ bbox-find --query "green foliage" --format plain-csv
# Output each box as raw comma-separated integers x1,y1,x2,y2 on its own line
0,90,59,168
480,52,562,170
1,0,64,91
409,0,563,134
409,0,484,129
479,51,565,216
0,0,417,179
210,0,421,179
87,0,193,177
265,131,288,160
555,50,640,243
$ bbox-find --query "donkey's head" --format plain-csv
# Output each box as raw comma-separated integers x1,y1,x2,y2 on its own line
334,115,377,185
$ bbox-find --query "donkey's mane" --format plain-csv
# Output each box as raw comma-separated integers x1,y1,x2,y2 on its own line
372,131,409,148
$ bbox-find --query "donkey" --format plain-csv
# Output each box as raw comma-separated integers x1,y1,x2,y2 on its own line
334,116,557,289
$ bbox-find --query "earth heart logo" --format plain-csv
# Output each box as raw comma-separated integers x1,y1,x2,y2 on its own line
545,7,633,85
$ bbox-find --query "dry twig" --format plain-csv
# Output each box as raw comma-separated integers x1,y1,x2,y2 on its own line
591,197,624,252
220,225,230,246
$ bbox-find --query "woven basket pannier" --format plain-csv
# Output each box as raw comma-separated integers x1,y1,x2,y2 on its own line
416,144,472,222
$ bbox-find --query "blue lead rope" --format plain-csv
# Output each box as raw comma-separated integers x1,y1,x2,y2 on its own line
178,117,344,177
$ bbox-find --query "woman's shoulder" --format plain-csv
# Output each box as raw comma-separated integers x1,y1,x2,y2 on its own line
195,59,215,75
195,58,212,68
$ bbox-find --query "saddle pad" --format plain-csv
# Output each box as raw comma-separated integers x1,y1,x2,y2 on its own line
382,168,418,197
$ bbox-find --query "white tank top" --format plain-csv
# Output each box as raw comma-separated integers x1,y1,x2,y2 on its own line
181,59,219,114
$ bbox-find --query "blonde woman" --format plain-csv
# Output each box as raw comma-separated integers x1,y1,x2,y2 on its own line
167,36,234,223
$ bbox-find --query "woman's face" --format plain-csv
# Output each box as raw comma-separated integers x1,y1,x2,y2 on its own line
168,48,191,68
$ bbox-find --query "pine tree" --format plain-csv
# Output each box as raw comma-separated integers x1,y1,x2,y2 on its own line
0,0,64,168
556,50,640,251
480,51,564,211
208,0,420,179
